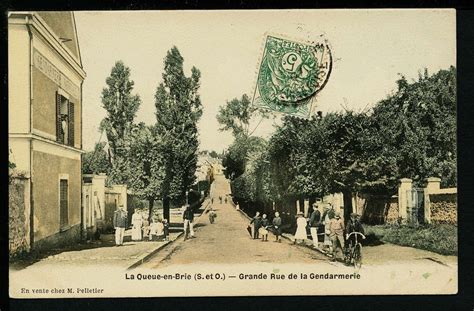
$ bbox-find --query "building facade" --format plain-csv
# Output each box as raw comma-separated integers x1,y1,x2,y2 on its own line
9,12,86,251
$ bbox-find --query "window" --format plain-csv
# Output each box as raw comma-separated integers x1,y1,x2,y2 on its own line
60,179,69,229
56,92,75,147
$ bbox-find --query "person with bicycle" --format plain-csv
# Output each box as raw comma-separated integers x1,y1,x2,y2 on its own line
345,213,365,250
344,213,366,267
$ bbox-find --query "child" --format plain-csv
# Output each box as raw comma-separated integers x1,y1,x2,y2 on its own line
259,214,270,241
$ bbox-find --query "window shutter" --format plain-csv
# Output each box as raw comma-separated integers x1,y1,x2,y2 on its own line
56,92,62,143
68,102,75,147
60,179,69,229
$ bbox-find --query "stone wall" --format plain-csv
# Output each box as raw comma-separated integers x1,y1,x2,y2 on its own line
9,177,30,258
430,193,457,225
385,196,399,224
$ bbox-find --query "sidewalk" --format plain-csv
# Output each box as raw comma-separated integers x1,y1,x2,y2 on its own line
11,199,211,271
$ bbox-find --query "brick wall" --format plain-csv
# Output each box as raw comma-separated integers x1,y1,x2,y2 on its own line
430,193,457,225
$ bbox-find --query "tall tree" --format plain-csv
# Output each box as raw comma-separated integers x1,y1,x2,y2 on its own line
217,94,269,180
100,61,141,184
154,47,203,221
217,94,269,138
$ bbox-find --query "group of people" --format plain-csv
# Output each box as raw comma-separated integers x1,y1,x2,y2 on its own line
211,195,228,205
293,203,365,261
112,206,170,246
248,211,283,242
245,203,364,262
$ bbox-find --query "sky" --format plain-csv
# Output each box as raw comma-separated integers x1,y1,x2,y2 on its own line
75,9,455,152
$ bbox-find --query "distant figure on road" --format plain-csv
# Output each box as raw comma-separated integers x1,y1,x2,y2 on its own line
219,196,222,204
208,208,217,224
236,203,240,210
250,211,262,239
224,197,228,204
294,212,307,244
183,204,195,240
308,203,321,249
259,214,270,242
272,212,282,242
113,205,128,246
329,213,345,261
211,197,214,204
131,209,143,241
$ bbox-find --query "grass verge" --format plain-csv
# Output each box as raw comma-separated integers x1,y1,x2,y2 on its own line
363,224,457,256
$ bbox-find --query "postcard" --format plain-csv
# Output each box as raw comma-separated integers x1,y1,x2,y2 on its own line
8,9,457,297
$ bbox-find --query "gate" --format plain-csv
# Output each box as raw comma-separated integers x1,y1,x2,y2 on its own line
407,188,424,226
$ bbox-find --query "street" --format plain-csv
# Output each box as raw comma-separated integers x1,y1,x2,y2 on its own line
142,174,328,268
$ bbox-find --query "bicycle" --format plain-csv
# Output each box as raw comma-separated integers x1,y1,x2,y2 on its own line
344,232,366,268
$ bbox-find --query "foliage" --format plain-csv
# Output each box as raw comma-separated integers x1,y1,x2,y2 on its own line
226,67,457,220
100,61,141,184
208,150,220,159
154,47,203,211
217,93,270,183
222,135,267,181
82,142,110,175
217,94,269,138
370,66,457,188
127,123,165,220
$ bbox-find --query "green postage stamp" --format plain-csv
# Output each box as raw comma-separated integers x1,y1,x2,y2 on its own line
252,34,332,118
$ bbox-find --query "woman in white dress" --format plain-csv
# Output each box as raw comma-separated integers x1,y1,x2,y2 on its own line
294,212,307,244
131,210,143,241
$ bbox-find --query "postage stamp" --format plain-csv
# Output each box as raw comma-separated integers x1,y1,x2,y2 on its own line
252,34,332,118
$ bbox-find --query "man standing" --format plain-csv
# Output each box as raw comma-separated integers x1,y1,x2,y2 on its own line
329,213,345,261
113,204,128,246
183,204,195,240
250,211,262,239
308,203,321,249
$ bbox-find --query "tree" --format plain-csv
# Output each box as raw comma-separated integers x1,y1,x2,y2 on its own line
82,142,110,175
217,94,270,181
154,47,203,221
100,61,141,184
128,123,165,222
369,66,457,189
217,94,269,138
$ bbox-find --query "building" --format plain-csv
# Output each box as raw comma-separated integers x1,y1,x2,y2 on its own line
9,12,86,251
82,174,128,237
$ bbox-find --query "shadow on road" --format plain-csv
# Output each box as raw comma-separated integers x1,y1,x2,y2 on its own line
10,233,119,270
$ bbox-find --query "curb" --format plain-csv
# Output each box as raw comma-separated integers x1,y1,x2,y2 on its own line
127,233,183,270
127,199,212,270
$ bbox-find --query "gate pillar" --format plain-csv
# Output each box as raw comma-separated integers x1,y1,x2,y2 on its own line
398,178,412,222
